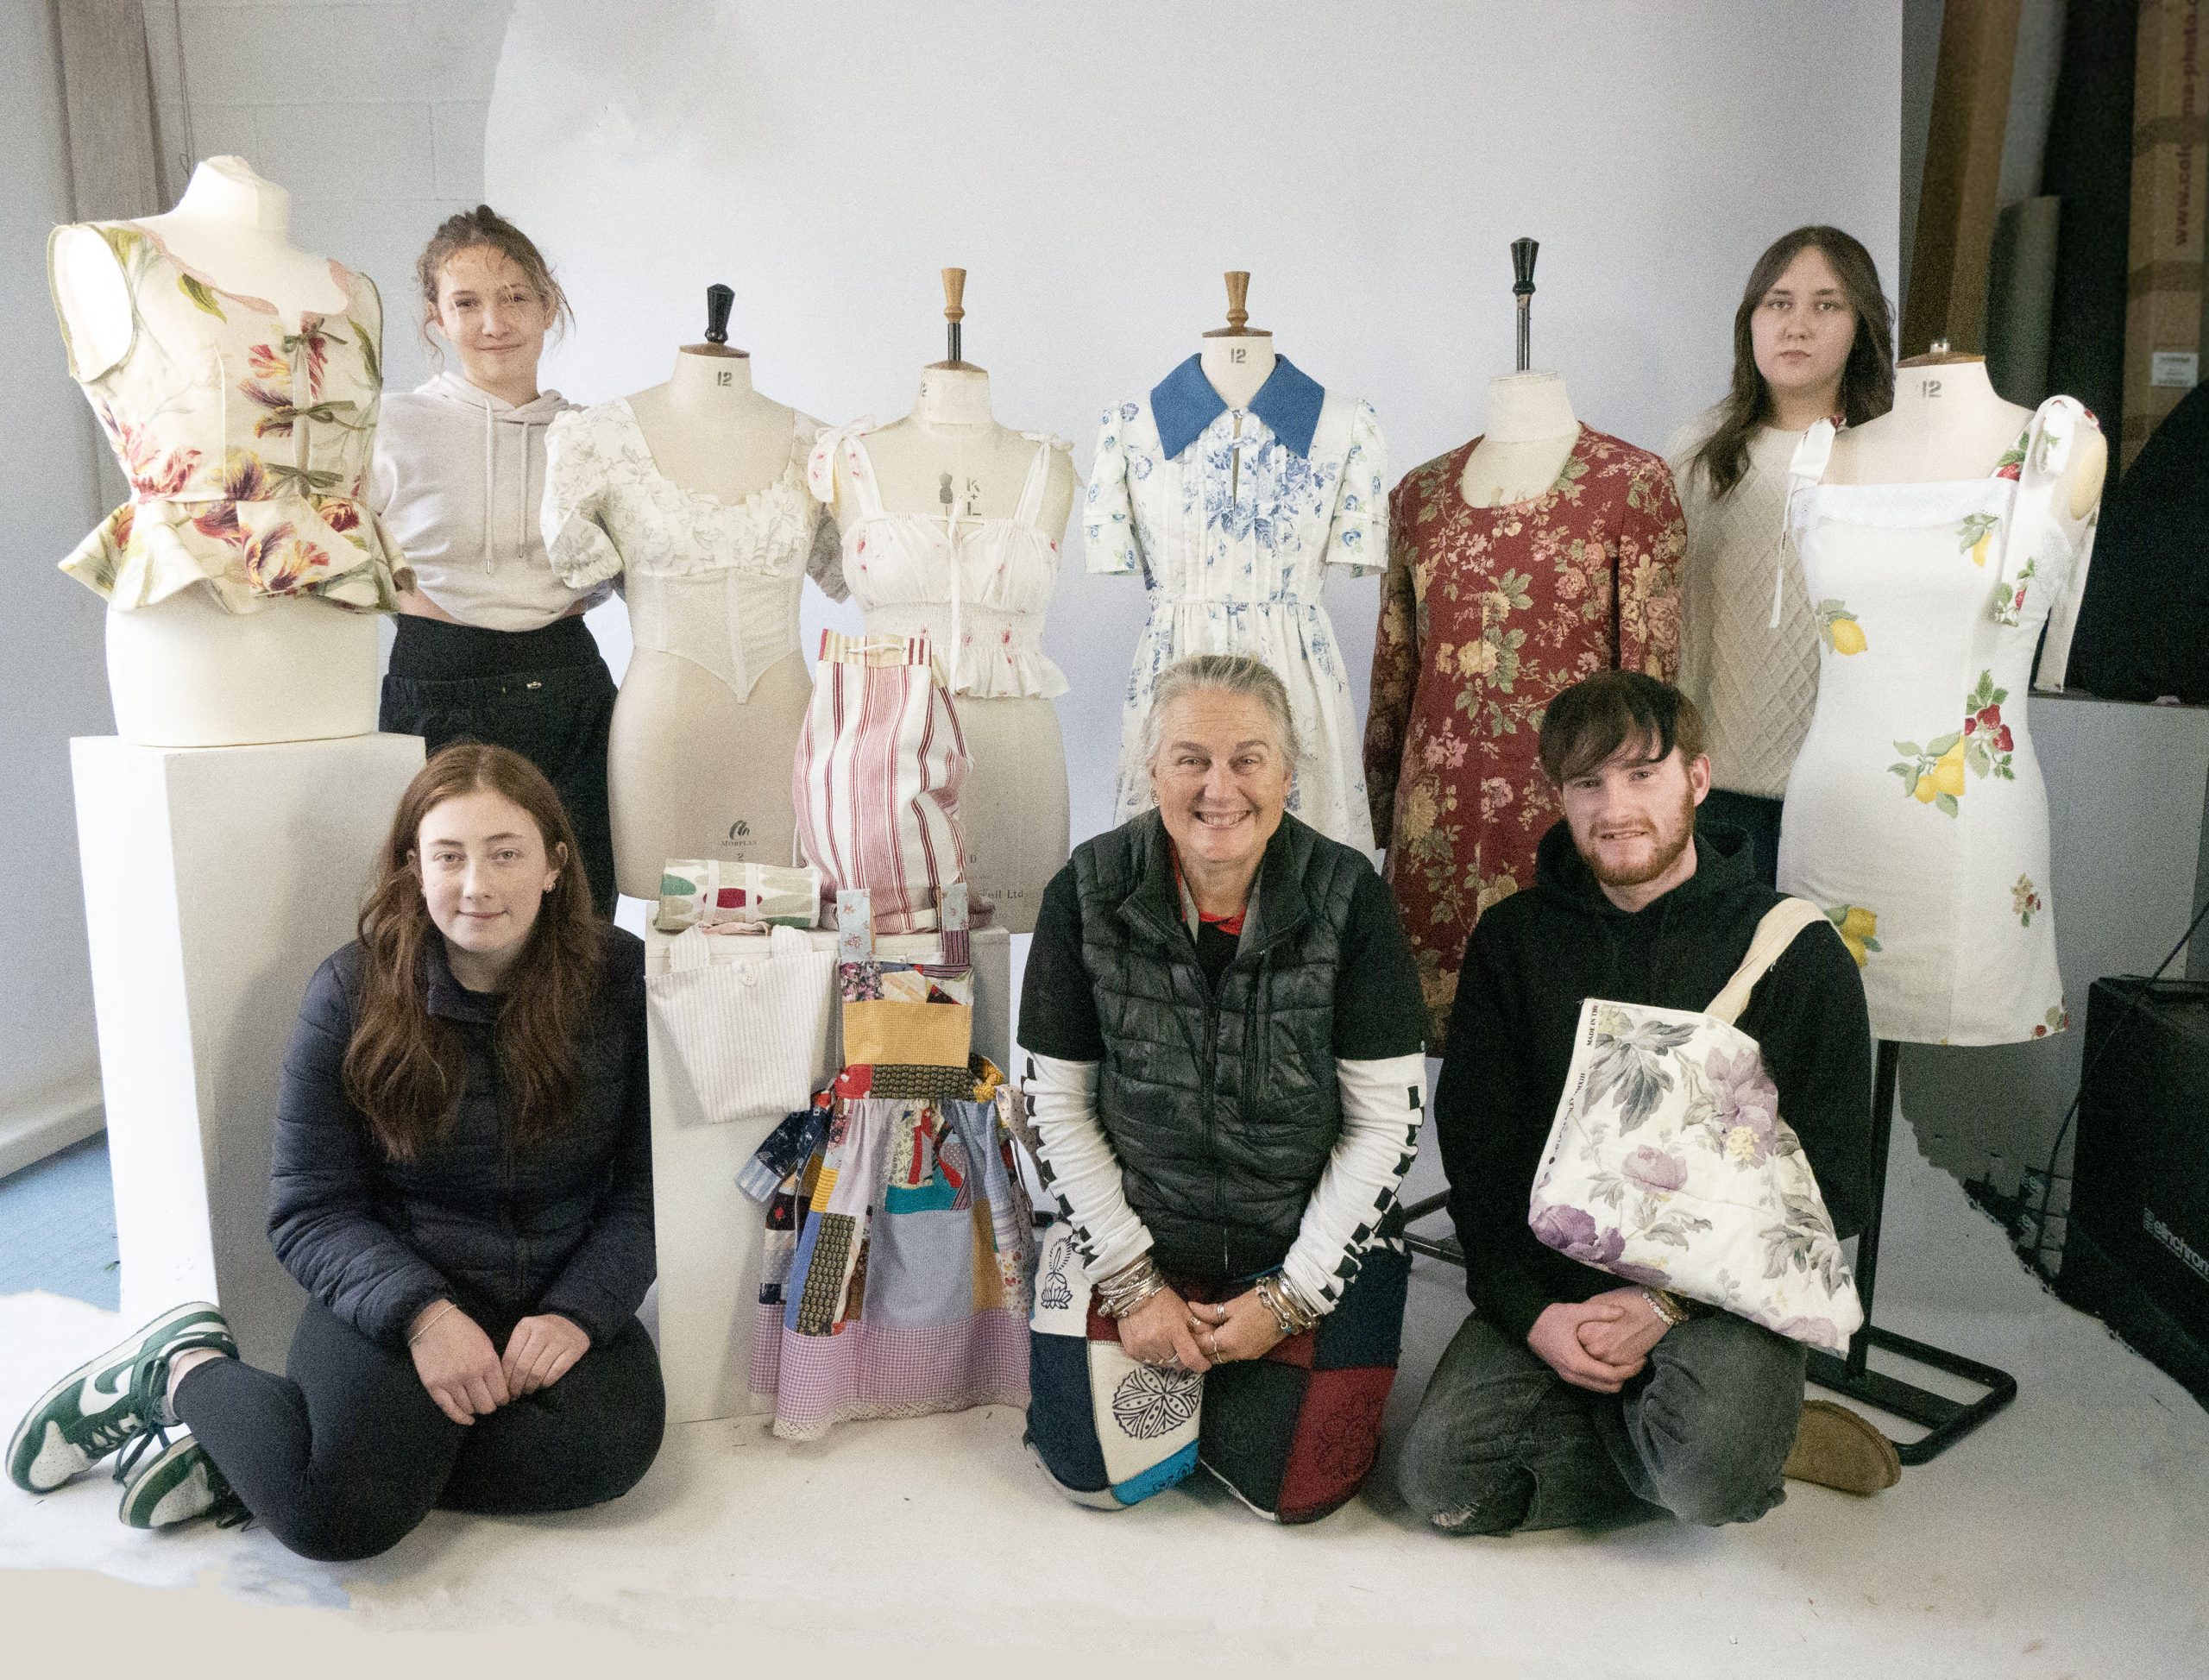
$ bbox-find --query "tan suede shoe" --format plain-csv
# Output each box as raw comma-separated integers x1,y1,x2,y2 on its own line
1784,1400,1902,1494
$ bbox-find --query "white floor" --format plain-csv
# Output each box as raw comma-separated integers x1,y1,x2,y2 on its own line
2,1117,2205,1677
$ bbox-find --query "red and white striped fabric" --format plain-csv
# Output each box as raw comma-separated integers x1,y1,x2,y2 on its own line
791,630,972,934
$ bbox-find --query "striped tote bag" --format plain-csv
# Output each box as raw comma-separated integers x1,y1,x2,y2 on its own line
791,631,972,934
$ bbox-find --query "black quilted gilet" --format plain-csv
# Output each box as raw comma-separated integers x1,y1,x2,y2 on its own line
1072,809,1364,1282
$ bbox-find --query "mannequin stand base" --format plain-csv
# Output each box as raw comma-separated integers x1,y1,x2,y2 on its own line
1400,1192,1458,1264
1805,1332,2017,1466
1810,1039,2018,1465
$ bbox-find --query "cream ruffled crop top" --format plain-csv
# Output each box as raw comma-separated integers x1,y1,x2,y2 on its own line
543,400,845,698
807,423,1070,700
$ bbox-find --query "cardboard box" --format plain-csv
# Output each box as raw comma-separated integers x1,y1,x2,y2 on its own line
2124,0,2208,467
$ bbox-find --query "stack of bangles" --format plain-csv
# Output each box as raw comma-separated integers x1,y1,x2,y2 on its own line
1251,1273,1320,1338
1094,1255,1322,1341
1096,1255,1169,1318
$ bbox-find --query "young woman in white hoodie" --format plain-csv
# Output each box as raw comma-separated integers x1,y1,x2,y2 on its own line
372,207,619,915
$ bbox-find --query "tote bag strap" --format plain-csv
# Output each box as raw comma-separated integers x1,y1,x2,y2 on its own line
1704,897,1828,1025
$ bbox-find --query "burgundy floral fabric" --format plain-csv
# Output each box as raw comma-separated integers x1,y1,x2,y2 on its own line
1364,428,1684,1049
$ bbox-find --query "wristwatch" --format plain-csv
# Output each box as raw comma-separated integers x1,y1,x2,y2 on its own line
1640,1287,1691,1328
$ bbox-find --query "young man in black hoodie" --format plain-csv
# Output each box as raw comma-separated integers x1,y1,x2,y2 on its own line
1399,672,1892,1535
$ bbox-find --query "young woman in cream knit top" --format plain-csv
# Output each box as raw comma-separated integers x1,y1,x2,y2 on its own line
1667,226,1896,883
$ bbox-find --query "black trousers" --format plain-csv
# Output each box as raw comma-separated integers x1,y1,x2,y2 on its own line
173,1299,664,1563
380,613,619,917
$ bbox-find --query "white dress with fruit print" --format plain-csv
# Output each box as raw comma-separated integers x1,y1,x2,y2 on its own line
1775,396,2099,1045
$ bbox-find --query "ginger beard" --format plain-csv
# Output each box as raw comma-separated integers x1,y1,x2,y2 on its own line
1569,775,1699,890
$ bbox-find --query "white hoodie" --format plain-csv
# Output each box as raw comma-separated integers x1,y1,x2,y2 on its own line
370,371,608,632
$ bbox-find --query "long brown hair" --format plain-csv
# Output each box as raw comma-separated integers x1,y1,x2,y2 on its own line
342,744,604,1163
414,204,574,362
1692,225,1895,499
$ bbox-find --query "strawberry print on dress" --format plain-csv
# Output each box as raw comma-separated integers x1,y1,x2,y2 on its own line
1363,427,1684,1050
50,222,407,614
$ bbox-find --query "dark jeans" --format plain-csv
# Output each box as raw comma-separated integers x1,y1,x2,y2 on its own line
1397,1309,1803,1533
173,1299,664,1563
1698,789,1784,888
380,613,619,917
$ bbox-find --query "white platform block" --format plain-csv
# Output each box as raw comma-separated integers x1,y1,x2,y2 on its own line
71,733,425,1367
645,923,1012,1425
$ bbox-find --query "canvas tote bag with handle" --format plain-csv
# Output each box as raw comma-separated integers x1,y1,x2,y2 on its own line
1526,897,1866,1351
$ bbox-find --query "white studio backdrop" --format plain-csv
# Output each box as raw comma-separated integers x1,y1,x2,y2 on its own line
487,0,1902,852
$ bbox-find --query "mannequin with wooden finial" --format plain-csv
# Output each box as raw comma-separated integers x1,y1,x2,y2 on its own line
814,268,1076,933
1462,236,1582,507
1199,269,1276,406
601,282,832,897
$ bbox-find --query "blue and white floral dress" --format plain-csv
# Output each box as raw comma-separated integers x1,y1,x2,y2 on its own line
1086,355,1387,853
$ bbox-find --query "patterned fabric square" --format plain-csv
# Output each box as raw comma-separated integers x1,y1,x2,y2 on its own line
866,1064,975,1100
1194,1357,1306,1516
1272,1364,1398,1525
793,1212,857,1334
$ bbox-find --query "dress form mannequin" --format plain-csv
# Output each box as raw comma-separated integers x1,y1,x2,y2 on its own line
818,272,1075,932
1460,373,1580,507
607,327,818,897
1827,350,2106,515
51,156,378,747
1199,271,1276,407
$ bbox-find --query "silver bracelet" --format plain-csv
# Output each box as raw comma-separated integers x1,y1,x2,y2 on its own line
407,1300,456,1345
1097,1255,1168,1319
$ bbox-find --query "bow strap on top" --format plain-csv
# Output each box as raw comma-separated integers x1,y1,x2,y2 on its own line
1777,419,1839,631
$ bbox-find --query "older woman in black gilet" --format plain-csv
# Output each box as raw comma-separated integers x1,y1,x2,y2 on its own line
1019,653,1426,1523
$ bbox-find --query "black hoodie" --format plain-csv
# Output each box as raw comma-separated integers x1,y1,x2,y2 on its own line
1434,816,1872,1344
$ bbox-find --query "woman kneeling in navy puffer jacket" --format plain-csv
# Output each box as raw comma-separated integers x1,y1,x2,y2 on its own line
8,743,661,1559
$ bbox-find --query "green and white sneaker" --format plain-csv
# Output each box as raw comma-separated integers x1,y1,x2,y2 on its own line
7,1302,236,1494
116,1435,246,1531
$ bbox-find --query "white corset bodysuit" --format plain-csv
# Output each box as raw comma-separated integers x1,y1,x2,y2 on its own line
807,422,1070,699
543,400,845,693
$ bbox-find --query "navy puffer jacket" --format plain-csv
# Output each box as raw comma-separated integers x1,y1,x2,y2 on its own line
267,926,652,1348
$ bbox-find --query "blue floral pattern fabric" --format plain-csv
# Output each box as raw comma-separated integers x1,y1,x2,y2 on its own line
1086,365,1387,853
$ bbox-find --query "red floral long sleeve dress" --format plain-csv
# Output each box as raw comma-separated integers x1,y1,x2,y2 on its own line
1363,427,1685,1050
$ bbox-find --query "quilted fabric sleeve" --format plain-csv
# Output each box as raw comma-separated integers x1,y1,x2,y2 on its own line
540,409,625,590
1083,404,1141,576
1617,452,1685,682
1325,398,1388,576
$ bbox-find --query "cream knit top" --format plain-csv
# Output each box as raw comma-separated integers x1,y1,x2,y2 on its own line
1667,409,1819,799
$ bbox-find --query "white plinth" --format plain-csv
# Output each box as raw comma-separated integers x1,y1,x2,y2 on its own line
645,923,1012,1425
71,733,426,1367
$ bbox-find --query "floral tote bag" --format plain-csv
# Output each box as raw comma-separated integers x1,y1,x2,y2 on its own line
791,630,972,934
1527,897,1866,1351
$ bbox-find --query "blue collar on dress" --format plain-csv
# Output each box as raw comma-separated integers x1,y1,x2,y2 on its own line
1149,353,1325,462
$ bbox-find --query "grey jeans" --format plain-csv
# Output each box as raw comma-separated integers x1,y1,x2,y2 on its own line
1397,1309,1804,1534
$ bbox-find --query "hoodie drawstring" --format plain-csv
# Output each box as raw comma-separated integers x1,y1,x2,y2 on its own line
481,402,496,574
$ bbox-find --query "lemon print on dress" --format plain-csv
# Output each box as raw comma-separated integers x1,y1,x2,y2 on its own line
1959,512,1999,568
1815,599,1866,655
1824,904,1882,968
1890,733,1969,816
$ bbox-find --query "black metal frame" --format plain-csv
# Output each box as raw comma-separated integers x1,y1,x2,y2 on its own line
1803,1039,2017,1463
1399,1038,2017,1466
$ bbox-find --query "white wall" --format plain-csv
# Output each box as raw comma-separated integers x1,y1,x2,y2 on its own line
0,0,117,1151
149,0,518,394
487,0,1904,849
